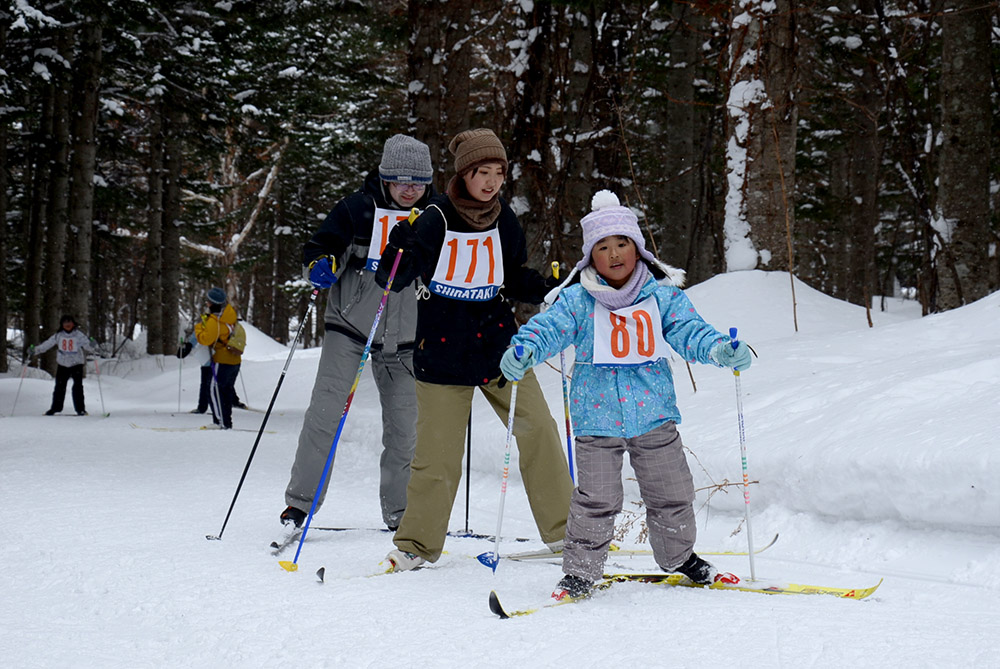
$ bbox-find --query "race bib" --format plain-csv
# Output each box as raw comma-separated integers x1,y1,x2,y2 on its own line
593,296,669,366
60,337,75,352
367,207,417,271
428,228,505,302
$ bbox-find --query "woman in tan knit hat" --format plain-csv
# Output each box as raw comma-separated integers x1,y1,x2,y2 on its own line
374,128,573,572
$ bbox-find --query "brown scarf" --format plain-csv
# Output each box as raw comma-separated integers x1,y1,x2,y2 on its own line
446,175,501,231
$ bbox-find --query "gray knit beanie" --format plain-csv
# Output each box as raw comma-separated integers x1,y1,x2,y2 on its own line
378,134,433,184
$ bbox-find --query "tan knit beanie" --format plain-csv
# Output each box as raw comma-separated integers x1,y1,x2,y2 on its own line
449,129,508,176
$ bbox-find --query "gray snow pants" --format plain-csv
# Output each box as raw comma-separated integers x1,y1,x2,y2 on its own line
284,329,417,528
563,421,696,582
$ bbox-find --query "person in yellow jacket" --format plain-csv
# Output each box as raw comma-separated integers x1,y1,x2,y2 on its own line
194,287,242,429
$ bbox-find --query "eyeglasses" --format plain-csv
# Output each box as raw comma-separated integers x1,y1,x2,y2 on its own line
390,183,426,193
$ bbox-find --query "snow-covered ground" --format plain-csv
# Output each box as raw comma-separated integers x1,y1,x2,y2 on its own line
2,270,998,667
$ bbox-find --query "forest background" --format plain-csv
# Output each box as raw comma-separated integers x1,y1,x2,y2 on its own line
2,0,997,373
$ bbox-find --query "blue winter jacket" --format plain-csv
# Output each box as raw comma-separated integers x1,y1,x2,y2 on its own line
509,275,729,439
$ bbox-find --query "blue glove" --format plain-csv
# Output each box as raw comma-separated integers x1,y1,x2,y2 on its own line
711,339,752,371
500,346,533,381
308,256,338,289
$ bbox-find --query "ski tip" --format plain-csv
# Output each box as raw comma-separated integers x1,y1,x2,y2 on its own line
279,560,298,572
316,567,325,583
488,591,510,619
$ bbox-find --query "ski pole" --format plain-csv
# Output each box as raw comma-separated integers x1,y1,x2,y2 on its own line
207,288,320,541
10,348,30,417
238,368,249,407
209,360,222,422
551,261,575,483
464,412,472,534
281,215,414,572
93,354,108,417
177,337,184,413
477,345,523,572
730,326,756,580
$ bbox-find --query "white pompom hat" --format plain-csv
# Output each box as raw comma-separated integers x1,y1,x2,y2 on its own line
545,190,685,304
576,190,652,271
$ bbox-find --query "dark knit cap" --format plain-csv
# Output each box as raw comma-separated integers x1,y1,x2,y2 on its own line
449,129,508,176
378,134,433,184
207,287,227,305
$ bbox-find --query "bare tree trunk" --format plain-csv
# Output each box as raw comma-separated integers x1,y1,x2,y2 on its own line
407,0,473,186
43,28,73,338
505,0,557,267
67,23,102,330
24,83,53,357
661,3,698,273
733,0,797,271
271,178,291,344
161,106,183,353
935,0,992,309
145,101,164,354
845,90,883,310
0,108,6,372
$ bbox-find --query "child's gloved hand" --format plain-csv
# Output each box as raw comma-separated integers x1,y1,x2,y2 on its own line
711,340,752,371
500,346,533,381
308,256,338,288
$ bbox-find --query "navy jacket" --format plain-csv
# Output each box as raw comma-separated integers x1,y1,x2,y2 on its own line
304,169,435,352
376,194,549,385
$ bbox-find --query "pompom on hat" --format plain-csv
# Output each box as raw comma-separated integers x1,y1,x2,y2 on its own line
378,134,433,184
449,128,508,176
576,190,653,272
544,190,685,305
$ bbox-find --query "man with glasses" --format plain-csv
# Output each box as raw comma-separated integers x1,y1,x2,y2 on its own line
280,135,436,531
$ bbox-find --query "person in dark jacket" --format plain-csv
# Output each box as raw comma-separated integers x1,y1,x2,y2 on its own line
33,315,96,416
375,128,573,572
280,134,435,531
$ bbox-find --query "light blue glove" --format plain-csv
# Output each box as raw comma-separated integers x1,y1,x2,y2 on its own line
308,256,338,289
711,339,752,371
500,346,533,381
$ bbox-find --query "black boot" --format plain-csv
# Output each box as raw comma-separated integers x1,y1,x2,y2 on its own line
675,552,718,585
551,574,593,600
279,506,307,528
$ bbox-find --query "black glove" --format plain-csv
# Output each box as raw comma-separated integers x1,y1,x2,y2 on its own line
375,243,415,291
176,341,193,359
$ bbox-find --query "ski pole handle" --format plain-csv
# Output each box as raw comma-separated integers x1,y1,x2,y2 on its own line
729,327,743,378
551,261,560,280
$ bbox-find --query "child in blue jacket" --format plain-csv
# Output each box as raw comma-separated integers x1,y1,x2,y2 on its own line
500,190,752,600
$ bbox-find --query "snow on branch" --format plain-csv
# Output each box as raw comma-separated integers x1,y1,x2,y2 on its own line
225,136,288,257
180,238,225,257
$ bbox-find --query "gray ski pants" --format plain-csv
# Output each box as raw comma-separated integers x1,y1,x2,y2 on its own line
285,329,417,528
563,421,696,582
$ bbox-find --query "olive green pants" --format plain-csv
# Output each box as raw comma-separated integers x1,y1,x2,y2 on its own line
393,371,573,561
